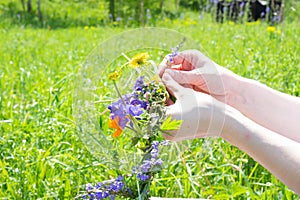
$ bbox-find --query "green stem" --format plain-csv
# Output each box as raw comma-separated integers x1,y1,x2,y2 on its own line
121,52,131,62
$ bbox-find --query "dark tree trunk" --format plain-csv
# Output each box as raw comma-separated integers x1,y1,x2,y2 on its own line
27,0,32,13
109,0,115,21
37,0,42,21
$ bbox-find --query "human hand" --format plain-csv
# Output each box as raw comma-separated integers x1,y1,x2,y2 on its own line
159,50,239,103
162,71,227,141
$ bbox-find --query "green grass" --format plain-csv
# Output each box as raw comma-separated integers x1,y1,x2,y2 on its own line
1,3,300,200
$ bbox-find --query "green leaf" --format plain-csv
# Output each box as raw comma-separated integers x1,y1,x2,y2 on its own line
160,116,182,131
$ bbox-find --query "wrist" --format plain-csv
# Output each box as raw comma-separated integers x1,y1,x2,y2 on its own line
222,71,253,109
221,104,248,145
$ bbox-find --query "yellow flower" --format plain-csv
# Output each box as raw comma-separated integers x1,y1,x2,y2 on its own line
108,70,121,81
267,26,276,32
229,21,235,26
84,26,89,30
129,53,149,68
276,29,281,35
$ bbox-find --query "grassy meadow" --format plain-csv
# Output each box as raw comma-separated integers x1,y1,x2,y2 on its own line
1,1,300,199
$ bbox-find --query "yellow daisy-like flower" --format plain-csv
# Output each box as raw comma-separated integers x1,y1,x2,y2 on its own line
129,53,149,68
276,29,281,35
108,70,121,81
267,26,276,32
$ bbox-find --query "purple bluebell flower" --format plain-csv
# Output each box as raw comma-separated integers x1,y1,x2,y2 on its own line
141,101,148,110
134,76,145,91
86,183,93,191
103,190,109,198
116,175,123,181
155,158,163,166
168,47,179,63
151,148,158,158
89,193,95,200
118,115,129,129
95,182,102,190
127,104,143,119
123,94,132,104
132,166,138,173
130,98,143,106
266,6,270,13
152,141,159,149
108,99,125,119
140,160,152,172
137,172,150,181
95,190,102,199
240,2,245,7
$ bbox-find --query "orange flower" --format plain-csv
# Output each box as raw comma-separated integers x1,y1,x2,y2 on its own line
109,116,123,138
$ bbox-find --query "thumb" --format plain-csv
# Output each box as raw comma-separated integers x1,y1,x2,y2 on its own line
165,69,200,86
162,72,185,98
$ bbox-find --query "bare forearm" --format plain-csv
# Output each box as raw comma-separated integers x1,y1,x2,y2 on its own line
226,74,300,142
222,106,300,194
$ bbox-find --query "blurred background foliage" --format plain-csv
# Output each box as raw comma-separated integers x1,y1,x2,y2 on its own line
0,0,299,29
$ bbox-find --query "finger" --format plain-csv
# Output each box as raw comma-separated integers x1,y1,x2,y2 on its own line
165,69,200,86
162,72,185,98
172,51,194,71
158,56,170,78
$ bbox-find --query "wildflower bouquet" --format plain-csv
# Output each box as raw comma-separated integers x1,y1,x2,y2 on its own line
77,52,182,200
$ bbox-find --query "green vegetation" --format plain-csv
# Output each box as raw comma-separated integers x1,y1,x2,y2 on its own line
0,0,300,199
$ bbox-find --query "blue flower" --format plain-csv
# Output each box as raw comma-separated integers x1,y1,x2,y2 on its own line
103,190,109,198
95,190,102,199
140,160,151,173
151,148,158,158
127,104,143,119
95,182,102,190
134,76,145,91
86,183,93,191
108,100,126,120
155,158,163,166
132,166,138,173
151,141,159,149
137,172,150,181
89,193,95,200
116,175,123,181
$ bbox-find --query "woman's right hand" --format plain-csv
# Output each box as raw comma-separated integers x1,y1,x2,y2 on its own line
158,50,241,103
